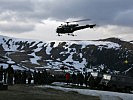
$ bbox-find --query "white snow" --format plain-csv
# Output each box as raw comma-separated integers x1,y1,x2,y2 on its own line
7,60,15,64
38,83,133,100
34,47,43,52
28,53,40,65
48,40,120,49
45,43,52,54
66,40,120,49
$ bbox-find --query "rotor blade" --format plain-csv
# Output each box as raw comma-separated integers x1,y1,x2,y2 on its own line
71,19,91,23
65,18,91,23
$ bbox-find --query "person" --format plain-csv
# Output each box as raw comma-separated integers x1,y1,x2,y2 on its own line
0,65,4,81
4,69,7,84
87,74,95,88
27,69,32,84
79,73,84,86
6,64,14,85
17,70,22,84
84,72,91,87
37,71,41,84
21,70,27,84
72,72,76,85
65,72,70,85
77,72,80,86
33,70,37,84
14,71,18,84
42,69,47,84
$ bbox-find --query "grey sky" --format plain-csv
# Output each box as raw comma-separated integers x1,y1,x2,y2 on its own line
0,0,132,40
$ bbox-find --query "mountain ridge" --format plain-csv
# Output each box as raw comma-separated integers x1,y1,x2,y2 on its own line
0,35,133,76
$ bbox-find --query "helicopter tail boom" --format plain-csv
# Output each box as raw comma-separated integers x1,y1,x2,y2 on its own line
74,24,96,31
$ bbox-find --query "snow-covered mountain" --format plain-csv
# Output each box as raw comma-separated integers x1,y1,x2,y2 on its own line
0,35,133,76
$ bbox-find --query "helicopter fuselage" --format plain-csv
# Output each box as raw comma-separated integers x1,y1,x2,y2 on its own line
56,24,96,34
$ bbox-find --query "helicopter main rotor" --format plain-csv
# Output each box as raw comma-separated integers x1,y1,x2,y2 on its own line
65,18,91,25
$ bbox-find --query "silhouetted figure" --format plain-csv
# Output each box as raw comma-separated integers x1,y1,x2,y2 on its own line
37,71,42,84
79,73,84,86
27,70,32,84
65,72,70,85
42,69,47,84
72,72,76,85
14,71,18,84
21,70,27,84
87,74,95,88
4,70,7,84
6,64,14,85
77,72,81,86
18,70,22,84
84,72,91,87
14,70,22,84
33,70,37,84
0,66,4,81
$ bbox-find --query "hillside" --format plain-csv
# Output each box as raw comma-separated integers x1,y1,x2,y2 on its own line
0,35,133,76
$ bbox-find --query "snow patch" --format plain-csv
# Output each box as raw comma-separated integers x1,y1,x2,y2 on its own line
28,53,40,65
38,84,133,100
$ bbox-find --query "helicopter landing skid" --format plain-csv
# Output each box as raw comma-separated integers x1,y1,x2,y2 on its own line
67,33,76,36
57,33,62,36
57,33,76,36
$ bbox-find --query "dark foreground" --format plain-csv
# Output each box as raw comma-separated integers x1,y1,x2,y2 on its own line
0,85,100,100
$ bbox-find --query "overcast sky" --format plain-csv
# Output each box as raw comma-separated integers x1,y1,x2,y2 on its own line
0,0,133,41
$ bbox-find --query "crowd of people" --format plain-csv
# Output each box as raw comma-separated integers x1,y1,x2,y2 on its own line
65,72,93,87
0,64,54,85
0,64,15,85
0,64,97,87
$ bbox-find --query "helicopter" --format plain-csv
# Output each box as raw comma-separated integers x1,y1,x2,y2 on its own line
56,19,96,36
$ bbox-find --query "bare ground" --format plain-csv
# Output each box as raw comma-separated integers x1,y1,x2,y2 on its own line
0,85,100,100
